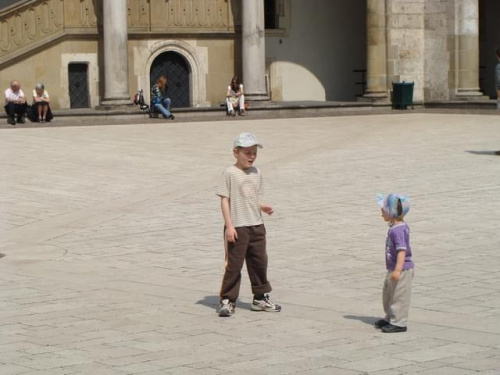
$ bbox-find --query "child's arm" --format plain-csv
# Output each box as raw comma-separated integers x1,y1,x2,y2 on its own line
390,250,406,281
221,197,238,242
260,203,274,215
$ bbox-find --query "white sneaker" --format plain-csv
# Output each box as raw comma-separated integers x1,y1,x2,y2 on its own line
218,299,235,317
251,295,281,312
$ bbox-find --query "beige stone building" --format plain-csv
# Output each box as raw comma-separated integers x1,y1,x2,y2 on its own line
1,0,498,110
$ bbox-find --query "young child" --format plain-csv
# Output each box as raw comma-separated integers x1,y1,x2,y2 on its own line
375,194,414,333
215,132,281,317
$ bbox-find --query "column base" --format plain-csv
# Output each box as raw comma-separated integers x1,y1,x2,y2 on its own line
96,103,135,111
245,93,270,101
455,90,489,101
359,92,390,104
99,99,134,107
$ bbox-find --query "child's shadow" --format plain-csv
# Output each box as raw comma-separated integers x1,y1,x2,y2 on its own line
196,295,252,312
343,315,378,326
466,150,498,156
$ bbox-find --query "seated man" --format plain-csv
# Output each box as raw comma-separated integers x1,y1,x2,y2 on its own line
4,80,28,125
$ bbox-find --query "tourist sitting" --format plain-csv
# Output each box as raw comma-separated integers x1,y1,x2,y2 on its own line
226,76,246,116
31,82,53,123
150,75,175,120
4,80,28,125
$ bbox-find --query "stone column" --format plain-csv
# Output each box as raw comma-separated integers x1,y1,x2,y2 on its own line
363,0,388,102
101,0,132,106
242,0,269,100
455,0,484,98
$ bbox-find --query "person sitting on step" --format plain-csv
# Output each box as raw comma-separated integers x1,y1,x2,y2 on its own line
150,75,175,120
4,80,28,125
31,82,54,123
226,76,246,116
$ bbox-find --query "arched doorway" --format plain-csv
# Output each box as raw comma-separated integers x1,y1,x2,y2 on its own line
150,51,191,108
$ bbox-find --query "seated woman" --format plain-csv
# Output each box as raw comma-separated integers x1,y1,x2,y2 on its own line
226,76,245,116
31,82,53,122
150,75,175,120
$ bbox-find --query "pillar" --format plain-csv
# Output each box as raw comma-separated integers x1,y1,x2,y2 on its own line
101,0,132,106
363,0,388,101
455,0,484,98
242,0,269,100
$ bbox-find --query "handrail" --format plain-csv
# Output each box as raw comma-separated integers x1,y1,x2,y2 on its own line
0,0,37,16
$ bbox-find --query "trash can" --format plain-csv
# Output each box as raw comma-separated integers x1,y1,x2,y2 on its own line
392,81,414,109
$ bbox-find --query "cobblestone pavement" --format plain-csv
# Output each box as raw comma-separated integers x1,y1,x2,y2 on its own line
1,113,500,374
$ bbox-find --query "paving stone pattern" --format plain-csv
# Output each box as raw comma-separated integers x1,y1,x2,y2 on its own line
0,113,499,374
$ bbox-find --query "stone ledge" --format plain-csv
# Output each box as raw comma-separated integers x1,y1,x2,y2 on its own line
425,100,498,110
2,100,497,128
1,101,388,119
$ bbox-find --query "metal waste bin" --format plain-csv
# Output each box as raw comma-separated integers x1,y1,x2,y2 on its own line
392,81,414,109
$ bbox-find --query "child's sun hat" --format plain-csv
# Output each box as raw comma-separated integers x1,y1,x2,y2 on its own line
377,193,410,218
233,132,263,149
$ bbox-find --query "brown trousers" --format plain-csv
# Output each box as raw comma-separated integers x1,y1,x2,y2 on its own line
220,225,272,302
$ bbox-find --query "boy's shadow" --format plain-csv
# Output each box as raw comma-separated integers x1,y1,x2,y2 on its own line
343,315,378,326
196,295,252,312
466,150,499,156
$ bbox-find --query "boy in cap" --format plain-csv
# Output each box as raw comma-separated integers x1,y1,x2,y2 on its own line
375,194,414,333
216,132,281,317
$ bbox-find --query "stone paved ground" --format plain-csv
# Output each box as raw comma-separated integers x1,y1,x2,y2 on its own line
0,113,500,375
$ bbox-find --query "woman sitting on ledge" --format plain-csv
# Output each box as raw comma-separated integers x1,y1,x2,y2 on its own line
226,76,246,116
151,75,175,120
31,82,53,123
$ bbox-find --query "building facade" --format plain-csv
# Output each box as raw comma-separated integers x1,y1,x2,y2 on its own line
0,0,498,110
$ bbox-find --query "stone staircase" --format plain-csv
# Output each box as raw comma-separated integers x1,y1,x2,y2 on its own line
0,0,100,69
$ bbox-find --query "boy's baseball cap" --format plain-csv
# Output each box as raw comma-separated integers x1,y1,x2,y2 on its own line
233,132,263,149
377,193,410,218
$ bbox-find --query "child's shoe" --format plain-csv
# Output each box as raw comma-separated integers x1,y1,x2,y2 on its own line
251,294,281,312
381,324,407,333
218,299,235,317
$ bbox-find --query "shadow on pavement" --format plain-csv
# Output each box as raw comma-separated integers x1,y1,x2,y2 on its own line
343,315,379,326
196,295,252,312
466,150,500,156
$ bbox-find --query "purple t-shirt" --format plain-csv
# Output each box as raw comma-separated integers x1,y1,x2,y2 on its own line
385,222,414,271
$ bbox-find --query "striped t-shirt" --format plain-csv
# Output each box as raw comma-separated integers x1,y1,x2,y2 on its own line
216,165,264,228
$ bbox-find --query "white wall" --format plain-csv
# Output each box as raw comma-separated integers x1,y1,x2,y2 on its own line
265,0,367,102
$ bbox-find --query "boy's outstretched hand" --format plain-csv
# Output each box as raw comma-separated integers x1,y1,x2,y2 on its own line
261,204,274,215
